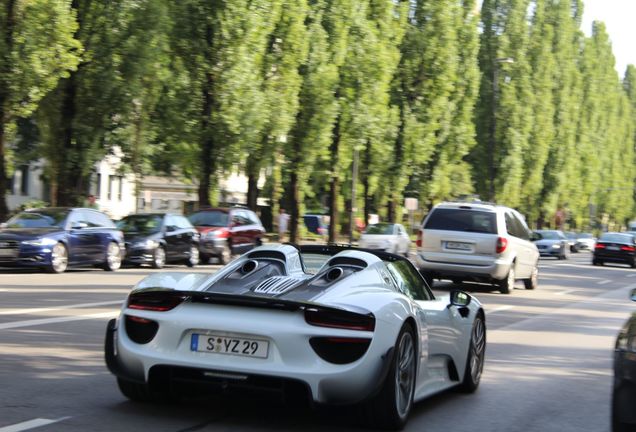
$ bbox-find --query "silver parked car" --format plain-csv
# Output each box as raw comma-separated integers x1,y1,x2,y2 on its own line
358,222,411,256
415,201,539,294
533,230,569,260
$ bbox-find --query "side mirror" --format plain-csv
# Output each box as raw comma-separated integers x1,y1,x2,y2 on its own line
71,222,88,230
449,290,471,307
631,288,636,302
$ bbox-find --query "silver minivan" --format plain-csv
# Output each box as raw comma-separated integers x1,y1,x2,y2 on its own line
415,201,539,294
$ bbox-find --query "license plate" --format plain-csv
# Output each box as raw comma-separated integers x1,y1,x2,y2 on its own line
0,248,17,257
446,241,471,251
606,246,619,251
191,333,269,359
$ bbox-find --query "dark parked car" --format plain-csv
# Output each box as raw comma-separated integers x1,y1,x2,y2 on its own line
593,232,636,268
533,230,569,260
303,214,328,237
612,288,636,431
0,207,124,273
188,207,265,264
117,213,199,269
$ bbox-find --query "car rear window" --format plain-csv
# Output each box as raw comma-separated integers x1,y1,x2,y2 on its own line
599,233,634,244
188,211,229,227
424,208,497,234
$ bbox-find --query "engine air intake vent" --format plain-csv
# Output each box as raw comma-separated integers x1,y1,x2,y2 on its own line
325,267,343,282
253,276,302,295
327,257,368,269
247,250,286,262
241,260,259,274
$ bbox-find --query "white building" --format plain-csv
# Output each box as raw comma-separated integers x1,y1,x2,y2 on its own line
7,150,263,219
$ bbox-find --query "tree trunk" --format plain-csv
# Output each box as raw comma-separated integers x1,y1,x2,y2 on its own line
198,24,215,207
0,0,17,220
362,139,371,226
0,117,9,221
57,74,78,206
247,173,259,210
289,170,299,243
328,113,341,243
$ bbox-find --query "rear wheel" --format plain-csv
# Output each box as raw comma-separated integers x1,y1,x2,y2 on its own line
152,246,166,269
420,271,434,289
185,244,199,267
612,384,635,432
117,377,173,403
458,313,486,393
593,259,603,266
218,244,232,265
498,267,515,294
363,324,416,430
523,263,538,290
102,242,122,271
47,242,68,273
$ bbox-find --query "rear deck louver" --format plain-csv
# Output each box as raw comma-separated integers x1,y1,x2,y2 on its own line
253,276,302,295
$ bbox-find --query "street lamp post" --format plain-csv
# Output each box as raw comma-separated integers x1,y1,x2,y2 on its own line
489,57,514,202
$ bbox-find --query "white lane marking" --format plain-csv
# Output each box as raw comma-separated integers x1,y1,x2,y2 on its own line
597,279,612,285
488,305,514,314
0,417,70,432
0,300,122,316
556,289,577,296
0,311,118,330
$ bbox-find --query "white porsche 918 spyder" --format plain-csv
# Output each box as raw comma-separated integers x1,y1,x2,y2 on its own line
105,244,486,429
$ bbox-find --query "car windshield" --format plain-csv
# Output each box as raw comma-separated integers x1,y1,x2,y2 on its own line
188,210,229,227
6,209,69,229
365,223,394,235
537,231,562,240
599,233,634,244
424,209,497,234
117,215,163,234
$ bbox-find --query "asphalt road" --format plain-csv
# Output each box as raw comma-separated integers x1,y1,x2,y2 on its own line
0,251,634,432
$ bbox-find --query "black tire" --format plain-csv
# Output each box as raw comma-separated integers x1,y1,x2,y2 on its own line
612,385,635,432
199,253,210,264
363,324,416,430
498,267,515,294
117,377,172,403
218,244,232,265
47,242,68,273
420,271,434,289
457,313,486,393
185,244,199,267
102,242,122,271
523,263,538,290
631,259,636,269
151,246,166,269
593,259,603,266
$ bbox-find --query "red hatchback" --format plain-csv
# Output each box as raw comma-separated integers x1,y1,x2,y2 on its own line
187,207,265,264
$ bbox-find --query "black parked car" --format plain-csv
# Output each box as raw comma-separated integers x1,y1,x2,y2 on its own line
0,207,124,273
612,288,636,431
117,213,199,269
593,232,636,268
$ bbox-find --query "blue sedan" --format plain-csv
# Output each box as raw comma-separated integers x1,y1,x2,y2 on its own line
0,207,124,273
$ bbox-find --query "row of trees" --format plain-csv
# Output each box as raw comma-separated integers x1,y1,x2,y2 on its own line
1,0,634,240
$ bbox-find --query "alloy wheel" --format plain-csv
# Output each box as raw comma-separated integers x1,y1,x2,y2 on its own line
51,243,68,273
395,330,415,418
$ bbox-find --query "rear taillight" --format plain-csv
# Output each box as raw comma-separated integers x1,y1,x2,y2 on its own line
309,337,371,364
621,245,636,252
595,244,606,249
416,230,423,247
216,228,230,239
496,237,508,254
305,308,375,331
124,315,159,344
127,291,188,312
